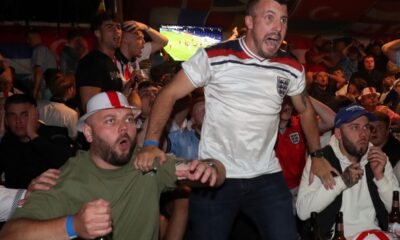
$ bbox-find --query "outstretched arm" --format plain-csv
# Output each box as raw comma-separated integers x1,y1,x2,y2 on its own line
134,70,196,172
382,39,400,64
123,20,168,54
0,199,112,239
309,96,336,133
291,90,339,189
175,159,226,187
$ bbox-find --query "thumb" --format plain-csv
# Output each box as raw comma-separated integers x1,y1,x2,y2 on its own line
175,170,188,180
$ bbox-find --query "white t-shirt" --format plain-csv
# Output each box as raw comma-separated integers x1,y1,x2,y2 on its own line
182,38,305,178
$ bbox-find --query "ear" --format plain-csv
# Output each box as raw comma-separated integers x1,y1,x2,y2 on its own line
334,128,341,140
245,15,254,30
94,30,101,39
82,123,94,143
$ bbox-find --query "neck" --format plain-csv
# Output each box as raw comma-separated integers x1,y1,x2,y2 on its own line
98,45,115,59
90,150,119,170
338,142,360,163
120,45,131,59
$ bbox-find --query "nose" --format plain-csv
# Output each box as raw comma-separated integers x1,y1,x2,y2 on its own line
273,21,282,33
118,120,128,133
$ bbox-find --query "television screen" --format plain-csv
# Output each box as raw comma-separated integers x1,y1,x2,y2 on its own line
160,25,223,61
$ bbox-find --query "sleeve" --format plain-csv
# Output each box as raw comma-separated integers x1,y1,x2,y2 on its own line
286,64,306,97
181,48,212,88
65,111,78,139
373,160,400,212
0,186,25,222
12,160,77,220
394,161,400,183
156,154,178,192
76,56,105,88
296,156,347,220
31,46,48,68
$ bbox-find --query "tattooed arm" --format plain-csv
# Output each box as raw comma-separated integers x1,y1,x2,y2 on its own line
291,90,339,189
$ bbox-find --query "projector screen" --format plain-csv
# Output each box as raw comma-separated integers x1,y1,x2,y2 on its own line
160,25,223,61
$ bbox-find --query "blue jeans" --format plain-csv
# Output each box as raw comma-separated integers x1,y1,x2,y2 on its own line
188,172,297,240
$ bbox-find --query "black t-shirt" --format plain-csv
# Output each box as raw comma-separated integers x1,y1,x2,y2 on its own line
76,50,123,91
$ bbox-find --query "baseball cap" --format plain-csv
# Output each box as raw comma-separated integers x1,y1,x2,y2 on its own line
334,103,376,128
77,91,141,131
358,87,380,100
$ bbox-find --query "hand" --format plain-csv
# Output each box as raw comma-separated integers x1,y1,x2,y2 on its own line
134,145,166,172
231,26,238,37
367,146,387,180
341,163,364,188
26,105,39,140
175,160,218,187
73,199,112,239
25,169,60,199
139,59,151,70
309,157,340,189
122,20,147,32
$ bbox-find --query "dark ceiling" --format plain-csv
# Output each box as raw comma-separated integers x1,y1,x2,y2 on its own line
1,0,400,38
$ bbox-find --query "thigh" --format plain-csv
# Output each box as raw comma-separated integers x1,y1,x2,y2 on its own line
188,180,241,240
241,173,298,240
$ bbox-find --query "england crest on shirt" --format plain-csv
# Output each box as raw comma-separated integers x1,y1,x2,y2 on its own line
277,76,289,97
289,132,300,144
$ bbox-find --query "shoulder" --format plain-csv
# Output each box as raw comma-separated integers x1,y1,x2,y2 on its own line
270,50,304,72
204,39,249,60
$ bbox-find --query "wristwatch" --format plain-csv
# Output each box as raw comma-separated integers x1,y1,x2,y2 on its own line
310,149,324,158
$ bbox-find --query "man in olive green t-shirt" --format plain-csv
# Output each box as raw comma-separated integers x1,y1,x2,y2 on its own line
0,91,225,240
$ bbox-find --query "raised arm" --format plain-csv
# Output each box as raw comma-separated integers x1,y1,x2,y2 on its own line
291,90,339,189
123,20,168,54
309,96,336,133
134,70,196,171
382,39,400,64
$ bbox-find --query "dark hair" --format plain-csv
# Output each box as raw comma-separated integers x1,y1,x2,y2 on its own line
138,81,160,92
348,75,368,93
67,30,81,41
5,94,37,110
44,68,61,88
90,12,117,32
49,74,75,98
372,111,390,128
245,0,289,16
330,95,353,113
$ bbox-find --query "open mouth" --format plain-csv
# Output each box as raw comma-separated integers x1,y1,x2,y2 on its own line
117,135,131,151
113,36,121,43
265,34,281,47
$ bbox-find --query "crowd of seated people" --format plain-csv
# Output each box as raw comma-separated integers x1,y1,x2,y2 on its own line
2,5,400,239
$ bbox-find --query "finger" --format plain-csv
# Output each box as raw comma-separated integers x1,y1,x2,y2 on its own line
200,167,213,184
208,170,217,187
133,157,140,169
90,227,113,239
175,170,188,180
30,183,52,191
189,160,201,172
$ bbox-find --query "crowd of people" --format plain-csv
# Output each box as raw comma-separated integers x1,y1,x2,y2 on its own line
1,0,400,239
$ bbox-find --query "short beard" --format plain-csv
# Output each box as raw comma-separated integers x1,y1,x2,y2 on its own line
92,132,135,167
340,129,368,162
